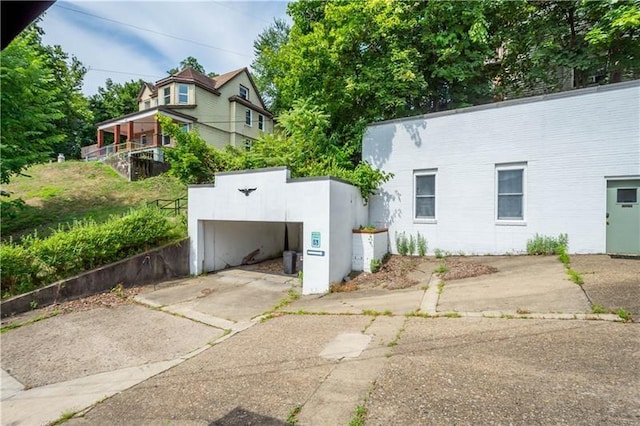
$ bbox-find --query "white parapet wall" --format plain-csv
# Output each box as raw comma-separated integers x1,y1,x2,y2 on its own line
188,167,368,294
352,230,389,272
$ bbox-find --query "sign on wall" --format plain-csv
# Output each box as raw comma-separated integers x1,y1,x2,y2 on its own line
311,231,321,248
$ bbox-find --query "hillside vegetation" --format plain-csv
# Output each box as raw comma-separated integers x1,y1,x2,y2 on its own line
1,161,186,240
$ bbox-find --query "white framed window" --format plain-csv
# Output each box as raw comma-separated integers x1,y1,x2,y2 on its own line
178,84,189,104
163,87,171,105
414,170,436,221
153,98,158,107
144,100,151,110
245,109,252,126
496,163,526,222
258,114,264,131
180,123,190,133
162,133,171,146
239,84,249,100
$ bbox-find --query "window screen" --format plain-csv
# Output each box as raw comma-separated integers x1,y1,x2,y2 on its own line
415,174,435,219
497,169,523,219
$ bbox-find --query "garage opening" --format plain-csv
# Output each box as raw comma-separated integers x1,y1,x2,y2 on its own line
200,220,303,274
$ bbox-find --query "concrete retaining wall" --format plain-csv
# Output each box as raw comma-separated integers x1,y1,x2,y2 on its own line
1,239,190,318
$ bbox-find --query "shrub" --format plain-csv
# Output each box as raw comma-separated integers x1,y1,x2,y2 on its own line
395,231,409,256
408,234,416,256
526,233,569,255
370,258,382,273
0,243,40,297
1,206,176,299
417,232,427,257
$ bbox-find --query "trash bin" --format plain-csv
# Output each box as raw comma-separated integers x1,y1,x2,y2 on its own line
283,251,297,274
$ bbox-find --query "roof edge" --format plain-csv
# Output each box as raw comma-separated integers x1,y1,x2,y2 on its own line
367,80,640,129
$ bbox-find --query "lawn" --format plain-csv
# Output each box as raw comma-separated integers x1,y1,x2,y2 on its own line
1,161,187,241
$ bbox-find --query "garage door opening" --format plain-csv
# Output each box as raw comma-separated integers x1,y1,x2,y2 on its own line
200,220,303,275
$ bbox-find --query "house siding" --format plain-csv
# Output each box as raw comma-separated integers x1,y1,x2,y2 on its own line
363,82,640,255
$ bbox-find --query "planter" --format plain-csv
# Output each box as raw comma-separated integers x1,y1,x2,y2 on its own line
352,228,389,272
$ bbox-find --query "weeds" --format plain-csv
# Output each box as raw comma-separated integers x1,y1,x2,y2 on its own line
362,309,392,317
395,231,409,256
434,263,449,275
437,281,445,294
349,405,367,426
286,404,302,425
526,233,569,255
49,410,76,425
434,248,444,259
370,258,382,273
1,309,61,334
417,232,427,256
443,312,461,318
617,309,633,321
408,235,416,256
566,269,584,285
591,304,607,314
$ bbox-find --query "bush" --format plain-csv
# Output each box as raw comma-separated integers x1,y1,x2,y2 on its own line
526,233,569,255
395,231,409,256
370,258,382,273
0,243,40,297
408,234,416,256
417,232,427,257
1,206,176,299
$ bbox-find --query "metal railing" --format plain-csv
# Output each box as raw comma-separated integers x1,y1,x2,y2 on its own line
148,197,188,215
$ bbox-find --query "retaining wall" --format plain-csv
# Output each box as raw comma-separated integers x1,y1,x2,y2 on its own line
1,238,189,318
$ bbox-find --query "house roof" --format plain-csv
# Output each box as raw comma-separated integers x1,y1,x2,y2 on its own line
96,105,198,128
155,67,221,95
136,66,271,113
136,82,157,101
211,68,245,89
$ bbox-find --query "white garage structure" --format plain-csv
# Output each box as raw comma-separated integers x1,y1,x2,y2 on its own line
188,167,368,294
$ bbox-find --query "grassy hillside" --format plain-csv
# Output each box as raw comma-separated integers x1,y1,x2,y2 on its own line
1,161,186,240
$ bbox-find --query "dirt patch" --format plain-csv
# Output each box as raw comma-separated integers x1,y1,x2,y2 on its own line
240,257,294,276
439,257,498,281
332,255,425,292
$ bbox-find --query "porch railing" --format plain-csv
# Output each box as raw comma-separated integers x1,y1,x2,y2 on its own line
82,141,154,161
147,197,187,215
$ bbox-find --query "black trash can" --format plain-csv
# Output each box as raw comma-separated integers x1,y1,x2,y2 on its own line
283,251,297,274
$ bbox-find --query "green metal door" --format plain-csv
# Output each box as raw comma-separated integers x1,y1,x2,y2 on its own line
606,180,640,254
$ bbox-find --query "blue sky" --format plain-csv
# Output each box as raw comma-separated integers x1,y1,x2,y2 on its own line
39,0,290,95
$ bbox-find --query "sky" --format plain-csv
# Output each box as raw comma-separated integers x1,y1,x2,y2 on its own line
38,0,290,96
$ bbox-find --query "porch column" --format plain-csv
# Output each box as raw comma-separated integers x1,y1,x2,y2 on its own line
114,124,121,152
97,129,104,148
126,121,134,151
154,118,162,147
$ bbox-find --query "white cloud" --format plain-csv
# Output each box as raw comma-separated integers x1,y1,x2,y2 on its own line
39,0,290,95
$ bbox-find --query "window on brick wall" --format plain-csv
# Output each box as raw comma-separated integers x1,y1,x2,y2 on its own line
496,163,526,221
414,171,436,220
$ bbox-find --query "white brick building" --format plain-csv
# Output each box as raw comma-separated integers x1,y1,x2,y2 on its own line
363,81,640,255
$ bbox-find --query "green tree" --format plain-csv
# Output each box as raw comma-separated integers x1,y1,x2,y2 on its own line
0,25,65,185
251,18,290,110
43,44,93,158
81,78,144,146
255,1,495,158
489,0,640,97
167,56,218,77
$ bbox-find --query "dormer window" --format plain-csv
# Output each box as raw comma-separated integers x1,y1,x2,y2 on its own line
163,87,171,105
144,100,151,110
178,84,189,104
239,85,249,100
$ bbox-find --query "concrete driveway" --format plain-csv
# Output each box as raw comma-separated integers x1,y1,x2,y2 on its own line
1,256,638,425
